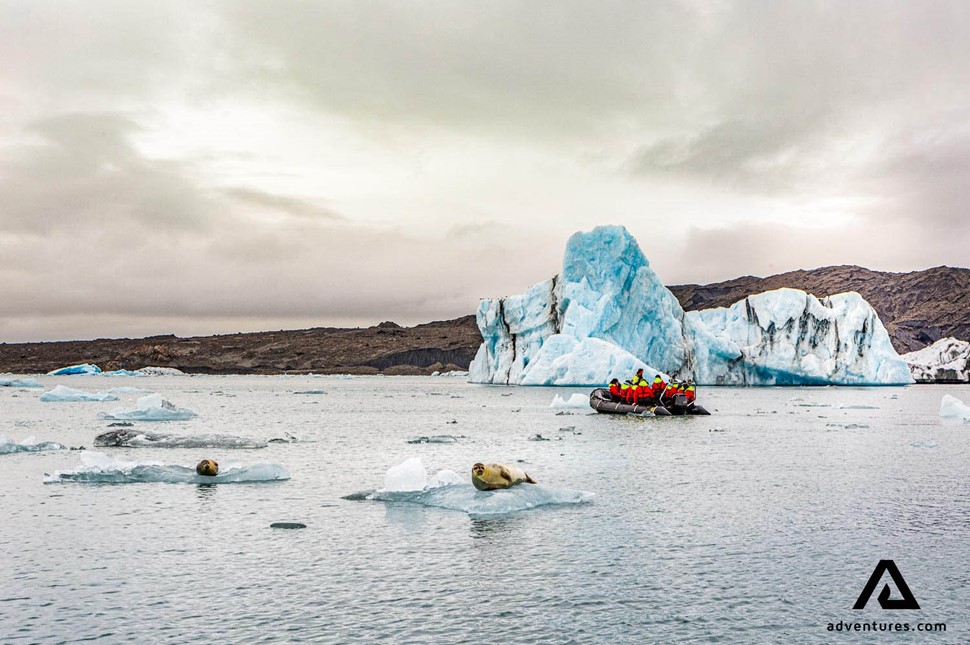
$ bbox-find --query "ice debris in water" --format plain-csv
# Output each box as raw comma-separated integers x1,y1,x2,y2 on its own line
40,385,120,402
97,393,198,421
939,394,970,421
406,435,459,444
47,363,102,375
550,393,594,411
45,452,290,484
1,435,67,454
103,369,146,377
106,386,153,394
0,375,41,388
366,458,594,517
94,429,267,449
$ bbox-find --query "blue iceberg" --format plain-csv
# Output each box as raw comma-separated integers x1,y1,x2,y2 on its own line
47,363,102,375
469,225,912,386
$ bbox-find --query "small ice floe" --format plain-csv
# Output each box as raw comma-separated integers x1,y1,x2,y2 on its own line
910,439,938,449
528,434,550,441
940,394,970,421
94,429,267,449
45,452,290,484
40,385,119,402
103,369,146,377
97,393,198,422
293,390,326,395
136,367,185,376
838,404,879,410
47,363,102,375
268,433,301,444
406,435,459,444
550,393,595,413
431,370,469,378
359,458,594,517
106,386,153,395
0,375,41,388
825,422,870,430
0,435,68,454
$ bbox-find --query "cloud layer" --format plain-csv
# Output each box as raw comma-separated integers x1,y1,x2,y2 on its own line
2,1,970,341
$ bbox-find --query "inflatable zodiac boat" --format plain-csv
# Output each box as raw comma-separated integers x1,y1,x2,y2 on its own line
589,388,711,416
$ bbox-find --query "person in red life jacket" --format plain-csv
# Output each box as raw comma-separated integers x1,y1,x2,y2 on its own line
632,368,650,403
651,374,666,401
608,378,623,402
620,380,637,404
683,380,696,404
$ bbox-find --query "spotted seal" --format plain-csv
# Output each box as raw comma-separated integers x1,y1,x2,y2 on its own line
471,462,536,491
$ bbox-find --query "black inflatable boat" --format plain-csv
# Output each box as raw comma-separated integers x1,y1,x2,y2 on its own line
589,388,711,416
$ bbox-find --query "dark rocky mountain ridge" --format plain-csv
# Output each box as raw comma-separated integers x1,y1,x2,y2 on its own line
1,265,966,374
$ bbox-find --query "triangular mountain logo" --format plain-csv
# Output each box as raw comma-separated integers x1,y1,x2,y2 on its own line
853,560,920,610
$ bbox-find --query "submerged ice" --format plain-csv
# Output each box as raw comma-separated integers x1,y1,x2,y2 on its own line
365,458,593,516
45,452,290,484
0,375,41,388
469,225,912,386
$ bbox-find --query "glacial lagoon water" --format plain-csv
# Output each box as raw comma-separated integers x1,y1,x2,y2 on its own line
1,375,969,643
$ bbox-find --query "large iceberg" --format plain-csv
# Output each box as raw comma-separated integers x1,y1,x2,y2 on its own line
903,338,970,383
47,363,102,375
469,225,912,386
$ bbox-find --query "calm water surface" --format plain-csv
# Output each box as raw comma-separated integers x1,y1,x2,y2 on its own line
1,375,968,643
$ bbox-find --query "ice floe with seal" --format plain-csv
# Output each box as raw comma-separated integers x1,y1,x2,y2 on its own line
1,435,68,454
94,428,267,449
44,452,290,484
357,458,594,517
0,375,41,388
97,393,198,421
40,385,120,402
939,394,970,422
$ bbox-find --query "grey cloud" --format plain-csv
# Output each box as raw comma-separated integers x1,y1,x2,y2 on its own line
223,188,344,221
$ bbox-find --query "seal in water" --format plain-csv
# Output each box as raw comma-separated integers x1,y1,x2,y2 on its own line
196,459,219,476
471,462,536,491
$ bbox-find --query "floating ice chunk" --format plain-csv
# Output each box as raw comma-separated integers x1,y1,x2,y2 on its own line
940,394,970,421
406,435,459,444
0,435,67,454
103,369,146,377
366,458,593,516
136,367,185,376
382,457,428,491
368,484,594,517
45,452,289,484
97,393,198,421
47,363,101,375
550,393,593,410
838,404,879,410
910,439,938,449
94,429,266,449
0,375,41,388
40,385,120,402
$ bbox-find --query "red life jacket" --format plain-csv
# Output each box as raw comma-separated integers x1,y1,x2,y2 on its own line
609,383,622,399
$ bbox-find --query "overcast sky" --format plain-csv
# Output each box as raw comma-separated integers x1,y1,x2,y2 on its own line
3,1,970,342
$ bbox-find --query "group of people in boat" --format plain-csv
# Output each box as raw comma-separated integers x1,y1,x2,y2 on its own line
607,368,696,407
